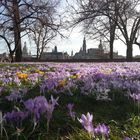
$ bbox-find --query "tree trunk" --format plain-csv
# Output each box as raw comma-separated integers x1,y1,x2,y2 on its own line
15,31,22,62
109,21,116,60
109,38,114,60
39,45,44,61
9,51,14,63
13,0,22,62
36,47,39,60
126,42,133,61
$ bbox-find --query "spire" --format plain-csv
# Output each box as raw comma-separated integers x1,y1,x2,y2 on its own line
71,50,73,56
98,39,103,50
54,46,57,53
82,36,86,54
22,41,28,57
23,42,27,52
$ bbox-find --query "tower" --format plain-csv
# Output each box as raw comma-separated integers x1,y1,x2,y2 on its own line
22,41,28,57
98,39,104,56
71,50,73,57
54,46,57,53
98,39,103,50
82,37,87,54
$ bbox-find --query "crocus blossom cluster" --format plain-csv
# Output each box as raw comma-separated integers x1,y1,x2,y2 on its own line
39,79,58,94
78,112,94,134
94,123,109,137
0,63,140,139
130,93,140,101
1,62,140,101
24,95,59,122
5,89,20,101
78,112,109,137
4,110,28,123
46,95,59,121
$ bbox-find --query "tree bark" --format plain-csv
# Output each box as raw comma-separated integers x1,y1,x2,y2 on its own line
9,51,14,63
109,27,115,60
13,0,22,62
108,9,117,60
109,40,114,60
126,42,133,61
14,29,22,62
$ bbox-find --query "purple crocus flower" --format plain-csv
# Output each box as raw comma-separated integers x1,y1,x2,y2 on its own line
69,111,76,120
3,78,11,85
28,73,40,83
24,96,48,122
67,103,74,111
44,79,58,90
24,99,34,113
4,110,28,122
34,96,48,113
94,123,109,137
5,89,20,101
24,95,59,123
78,112,94,134
13,77,21,85
67,103,76,120
45,95,59,121
40,79,58,93
5,93,19,101
130,93,140,101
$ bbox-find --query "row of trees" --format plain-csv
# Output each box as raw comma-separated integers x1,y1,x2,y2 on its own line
70,0,140,60
0,0,62,62
0,0,140,61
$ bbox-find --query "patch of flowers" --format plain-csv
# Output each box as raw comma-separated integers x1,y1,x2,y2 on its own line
78,112,109,139
0,63,140,139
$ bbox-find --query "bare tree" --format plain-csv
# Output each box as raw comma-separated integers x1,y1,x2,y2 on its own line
28,22,59,60
67,0,118,59
96,0,140,60
0,0,61,62
69,0,140,60
113,0,140,60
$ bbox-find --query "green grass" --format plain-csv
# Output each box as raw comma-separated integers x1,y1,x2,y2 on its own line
1,88,140,140
24,90,140,139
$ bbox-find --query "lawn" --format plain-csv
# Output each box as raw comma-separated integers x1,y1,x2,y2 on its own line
0,62,140,140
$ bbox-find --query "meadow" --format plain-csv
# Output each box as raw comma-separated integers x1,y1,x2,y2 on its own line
0,62,140,140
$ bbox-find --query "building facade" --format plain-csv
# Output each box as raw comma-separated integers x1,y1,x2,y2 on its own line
22,42,31,58
73,38,125,59
41,46,69,60
73,38,108,59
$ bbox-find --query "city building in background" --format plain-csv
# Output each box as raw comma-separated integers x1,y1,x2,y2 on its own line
1,38,126,62
41,46,69,60
73,37,124,59
22,42,32,58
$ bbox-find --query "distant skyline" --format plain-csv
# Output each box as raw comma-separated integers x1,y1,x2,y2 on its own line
50,26,140,57
0,0,140,57
1,26,140,57
53,0,140,57
47,0,140,57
